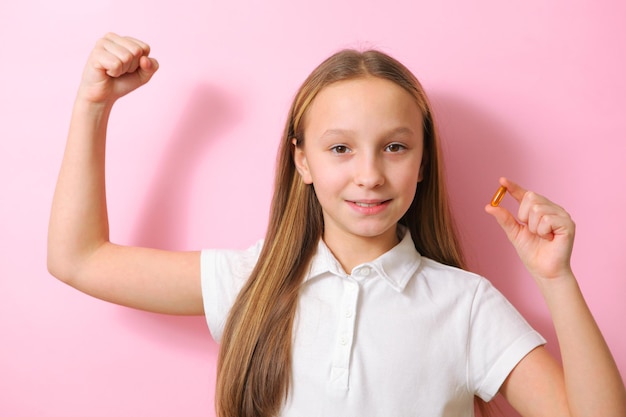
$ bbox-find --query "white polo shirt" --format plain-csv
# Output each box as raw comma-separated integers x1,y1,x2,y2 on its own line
201,231,545,417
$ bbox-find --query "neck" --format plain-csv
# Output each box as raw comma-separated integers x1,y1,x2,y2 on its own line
323,226,400,273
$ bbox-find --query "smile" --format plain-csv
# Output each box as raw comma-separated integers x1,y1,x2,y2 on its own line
347,200,391,215
354,201,385,207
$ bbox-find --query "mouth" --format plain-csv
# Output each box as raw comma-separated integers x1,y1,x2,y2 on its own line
347,199,392,214
352,201,388,207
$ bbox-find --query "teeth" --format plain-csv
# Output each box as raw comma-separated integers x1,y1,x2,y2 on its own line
355,202,380,207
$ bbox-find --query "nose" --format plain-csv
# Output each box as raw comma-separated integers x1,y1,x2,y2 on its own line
354,152,385,188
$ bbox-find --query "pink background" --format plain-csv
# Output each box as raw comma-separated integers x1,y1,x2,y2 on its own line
1,1,625,416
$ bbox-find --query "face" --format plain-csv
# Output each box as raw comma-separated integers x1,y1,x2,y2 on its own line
294,76,424,252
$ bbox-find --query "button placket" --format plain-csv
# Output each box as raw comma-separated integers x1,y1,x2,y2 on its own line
329,279,359,390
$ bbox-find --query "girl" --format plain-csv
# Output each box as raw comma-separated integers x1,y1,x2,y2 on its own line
48,33,626,417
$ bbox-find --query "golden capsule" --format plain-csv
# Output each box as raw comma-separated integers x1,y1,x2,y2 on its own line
490,185,507,207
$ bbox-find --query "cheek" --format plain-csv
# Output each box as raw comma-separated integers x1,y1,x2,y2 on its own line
310,171,340,194
393,160,422,184
309,169,348,205
308,158,344,187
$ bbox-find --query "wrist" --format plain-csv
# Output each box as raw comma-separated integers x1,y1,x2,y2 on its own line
74,78,120,111
72,95,115,119
534,270,580,303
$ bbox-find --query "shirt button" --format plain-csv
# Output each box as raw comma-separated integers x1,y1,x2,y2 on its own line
345,310,353,318
339,336,348,345
359,267,371,276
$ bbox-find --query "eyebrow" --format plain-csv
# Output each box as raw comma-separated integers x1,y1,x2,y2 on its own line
320,126,416,139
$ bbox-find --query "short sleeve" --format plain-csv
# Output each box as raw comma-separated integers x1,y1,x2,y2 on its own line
468,278,546,401
200,240,264,342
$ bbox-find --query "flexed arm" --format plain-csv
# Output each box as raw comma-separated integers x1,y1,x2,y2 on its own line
486,178,626,417
47,34,203,315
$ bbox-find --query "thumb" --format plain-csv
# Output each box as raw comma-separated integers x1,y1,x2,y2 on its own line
485,204,520,243
136,56,159,84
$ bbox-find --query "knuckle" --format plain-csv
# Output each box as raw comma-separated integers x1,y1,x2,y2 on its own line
94,37,107,49
109,58,123,74
127,43,144,58
525,191,540,203
118,50,134,65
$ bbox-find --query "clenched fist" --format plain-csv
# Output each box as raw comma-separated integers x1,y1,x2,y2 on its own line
78,33,159,104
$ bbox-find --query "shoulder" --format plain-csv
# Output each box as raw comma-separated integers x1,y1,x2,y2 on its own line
413,256,517,314
417,256,486,292
201,239,264,279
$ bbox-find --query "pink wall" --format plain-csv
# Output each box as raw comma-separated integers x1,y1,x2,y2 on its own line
1,1,624,416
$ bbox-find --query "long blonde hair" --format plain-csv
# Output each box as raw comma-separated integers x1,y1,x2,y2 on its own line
216,49,471,417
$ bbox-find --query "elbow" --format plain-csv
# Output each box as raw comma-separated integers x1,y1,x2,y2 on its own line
46,250,76,285
46,240,110,289
46,241,86,286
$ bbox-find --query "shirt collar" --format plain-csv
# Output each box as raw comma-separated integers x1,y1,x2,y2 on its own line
305,227,422,293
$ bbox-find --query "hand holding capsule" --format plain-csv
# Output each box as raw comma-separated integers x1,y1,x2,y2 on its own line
485,177,575,281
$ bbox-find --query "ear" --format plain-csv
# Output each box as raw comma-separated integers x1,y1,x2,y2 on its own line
417,163,424,183
292,138,313,184
417,150,428,183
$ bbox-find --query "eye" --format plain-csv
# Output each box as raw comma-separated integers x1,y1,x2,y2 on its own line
330,145,351,154
385,143,406,153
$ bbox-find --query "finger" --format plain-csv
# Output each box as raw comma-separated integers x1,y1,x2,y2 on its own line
101,40,139,77
88,42,123,79
523,197,545,232
535,213,557,240
122,36,151,56
102,33,151,57
529,203,574,240
520,188,570,229
110,35,151,74
99,34,149,77
92,38,129,78
527,206,554,238
499,177,528,204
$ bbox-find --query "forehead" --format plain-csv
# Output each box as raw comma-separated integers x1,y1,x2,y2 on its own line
304,77,424,135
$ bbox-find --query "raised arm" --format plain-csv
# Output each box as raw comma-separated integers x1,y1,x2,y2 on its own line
486,177,626,417
47,33,203,315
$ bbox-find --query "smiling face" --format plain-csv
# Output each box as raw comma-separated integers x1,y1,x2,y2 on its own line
294,76,424,257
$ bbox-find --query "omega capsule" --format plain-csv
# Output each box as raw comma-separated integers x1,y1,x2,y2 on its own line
490,185,507,207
